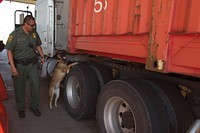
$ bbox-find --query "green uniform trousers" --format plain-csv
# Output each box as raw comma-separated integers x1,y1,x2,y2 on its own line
13,63,40,111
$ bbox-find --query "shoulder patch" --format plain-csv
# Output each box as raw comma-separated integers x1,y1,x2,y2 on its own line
32,33,36,39
7,35,13,42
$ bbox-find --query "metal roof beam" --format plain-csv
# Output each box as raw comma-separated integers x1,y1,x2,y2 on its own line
4,0,36,5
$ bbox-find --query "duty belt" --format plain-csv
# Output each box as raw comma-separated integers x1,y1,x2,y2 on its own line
14,57,38,66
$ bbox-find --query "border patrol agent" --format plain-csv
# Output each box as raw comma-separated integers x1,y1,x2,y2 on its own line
5,15,45,118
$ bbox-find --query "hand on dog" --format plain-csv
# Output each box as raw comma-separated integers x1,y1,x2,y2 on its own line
41,57,45,64
40,56,45,64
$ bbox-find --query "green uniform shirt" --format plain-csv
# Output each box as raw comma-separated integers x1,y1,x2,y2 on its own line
5,26,42,60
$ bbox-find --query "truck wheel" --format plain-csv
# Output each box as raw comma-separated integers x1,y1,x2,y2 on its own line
63,63,99,120
90,63,113,89
142,79,194,133
97,80,170,133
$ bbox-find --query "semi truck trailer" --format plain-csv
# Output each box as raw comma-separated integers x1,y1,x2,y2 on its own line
34,0,200,132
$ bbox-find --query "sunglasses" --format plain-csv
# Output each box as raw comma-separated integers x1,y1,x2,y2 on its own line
26,23,35,27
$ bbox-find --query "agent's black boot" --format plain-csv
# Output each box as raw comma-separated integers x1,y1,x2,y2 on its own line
29,107,41,117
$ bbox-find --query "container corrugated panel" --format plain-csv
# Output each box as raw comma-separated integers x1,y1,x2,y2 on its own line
146,0,200,77
171,0,200,32
69,0,200,77
71,0,152,35
68,0,151,63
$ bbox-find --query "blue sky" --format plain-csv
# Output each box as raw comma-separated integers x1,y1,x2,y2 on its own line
0,1,35,43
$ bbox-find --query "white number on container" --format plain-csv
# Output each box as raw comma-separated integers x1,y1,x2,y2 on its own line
94,0,108,13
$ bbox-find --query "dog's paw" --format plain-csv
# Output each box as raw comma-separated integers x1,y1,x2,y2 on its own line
49,104,53,109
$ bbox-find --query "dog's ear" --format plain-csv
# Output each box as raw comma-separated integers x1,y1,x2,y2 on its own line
57,54,62,60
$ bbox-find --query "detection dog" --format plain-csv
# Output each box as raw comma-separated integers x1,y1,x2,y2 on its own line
49,58,78,109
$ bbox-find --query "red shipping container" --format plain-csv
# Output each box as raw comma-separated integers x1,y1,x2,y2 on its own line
68,0,200,77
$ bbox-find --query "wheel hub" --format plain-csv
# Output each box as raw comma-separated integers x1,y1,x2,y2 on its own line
66,76,80,108
120,111,134,129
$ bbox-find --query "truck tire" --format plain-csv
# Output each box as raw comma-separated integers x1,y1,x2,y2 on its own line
142,79,194,133
90,63,113,89
63,63,99,120
97,80,170,133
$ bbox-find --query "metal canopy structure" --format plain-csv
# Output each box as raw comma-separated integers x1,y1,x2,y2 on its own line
4,0,36,4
